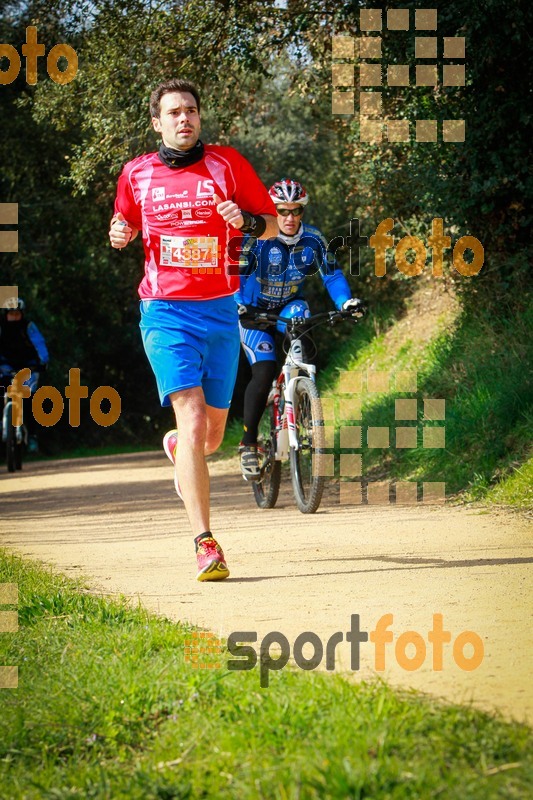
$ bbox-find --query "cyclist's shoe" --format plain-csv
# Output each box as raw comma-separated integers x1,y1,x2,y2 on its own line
239,443,260,482
196,536,230,582
163,429,183,500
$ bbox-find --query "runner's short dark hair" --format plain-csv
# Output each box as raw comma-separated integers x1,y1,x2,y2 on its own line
150,79,201,118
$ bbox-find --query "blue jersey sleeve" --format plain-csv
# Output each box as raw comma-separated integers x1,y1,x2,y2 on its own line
27,322,49,364
313,227,352,309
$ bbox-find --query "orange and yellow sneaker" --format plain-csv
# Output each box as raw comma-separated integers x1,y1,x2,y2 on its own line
195,535,230,582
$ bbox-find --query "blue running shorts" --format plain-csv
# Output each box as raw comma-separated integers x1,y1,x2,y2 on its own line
139,296,240,408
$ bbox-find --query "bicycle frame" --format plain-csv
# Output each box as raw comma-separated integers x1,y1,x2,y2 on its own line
3,401,25,443
271,337,317,461
247,306,366,512
1,373,30,445
248,308,364,463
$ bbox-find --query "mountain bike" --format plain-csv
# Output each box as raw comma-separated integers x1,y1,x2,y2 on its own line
244,308,365,514
1,371,26,473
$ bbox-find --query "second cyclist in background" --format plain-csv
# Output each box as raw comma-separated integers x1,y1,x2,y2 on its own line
0,297,49,454
236,178,364,481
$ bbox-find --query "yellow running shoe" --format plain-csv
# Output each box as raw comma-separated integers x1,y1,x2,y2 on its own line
196,536,230,582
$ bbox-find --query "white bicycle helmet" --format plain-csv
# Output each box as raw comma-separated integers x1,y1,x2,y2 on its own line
268,179,309,206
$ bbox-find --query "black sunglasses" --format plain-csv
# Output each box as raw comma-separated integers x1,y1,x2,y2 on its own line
277,206,305,217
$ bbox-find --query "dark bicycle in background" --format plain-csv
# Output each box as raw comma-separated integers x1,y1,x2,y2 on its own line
1,369,26,472
242,307,365,514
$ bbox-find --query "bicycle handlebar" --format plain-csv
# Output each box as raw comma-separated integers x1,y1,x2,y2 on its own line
241,306,366,330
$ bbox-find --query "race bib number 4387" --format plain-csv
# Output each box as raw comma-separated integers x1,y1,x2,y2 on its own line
160,236,219,269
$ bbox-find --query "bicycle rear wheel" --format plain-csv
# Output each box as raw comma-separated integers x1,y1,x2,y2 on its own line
290,377,326,513
252,402,281,509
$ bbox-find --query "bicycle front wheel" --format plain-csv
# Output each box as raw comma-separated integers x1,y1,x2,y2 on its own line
252,402,282,509
15,428,23,470
290,377,326,513
6,403,22,473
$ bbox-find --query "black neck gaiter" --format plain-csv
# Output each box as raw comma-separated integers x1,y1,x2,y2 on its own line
158,140,205,169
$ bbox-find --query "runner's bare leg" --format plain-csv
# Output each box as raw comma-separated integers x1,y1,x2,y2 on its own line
170,386,229,536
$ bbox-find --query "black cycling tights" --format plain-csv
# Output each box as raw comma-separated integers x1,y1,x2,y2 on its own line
241,360,278,445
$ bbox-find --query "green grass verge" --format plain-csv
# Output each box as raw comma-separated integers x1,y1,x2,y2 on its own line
1,551,531,799
319,293,533,508
485,456,533,509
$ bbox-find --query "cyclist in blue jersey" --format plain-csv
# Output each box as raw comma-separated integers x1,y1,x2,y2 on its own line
0,297,49,454
236,179,364,480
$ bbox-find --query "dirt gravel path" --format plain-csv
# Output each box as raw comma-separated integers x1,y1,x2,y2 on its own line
1,451,531,724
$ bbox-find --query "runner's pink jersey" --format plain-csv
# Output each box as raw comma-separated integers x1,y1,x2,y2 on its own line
114,145,275,300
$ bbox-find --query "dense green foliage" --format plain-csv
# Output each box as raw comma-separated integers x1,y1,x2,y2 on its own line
323,1,532,260
0,1,530,494
1,550,532,798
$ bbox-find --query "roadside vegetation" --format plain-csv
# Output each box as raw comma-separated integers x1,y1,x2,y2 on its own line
1,551,531,799
0,6,530,797
317,278,532,510
22,278,531,511
2,1,529,508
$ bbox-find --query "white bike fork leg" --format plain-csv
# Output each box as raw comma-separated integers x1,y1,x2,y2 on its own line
285,376,304,450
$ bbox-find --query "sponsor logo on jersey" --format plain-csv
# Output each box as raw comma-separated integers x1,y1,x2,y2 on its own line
152,187,165,201
196,179,215,198
182,209,192,219
166,190,188,199
170,219,207,227
268,246,284,275
269,246,283,265
153,199,215,213
257,341,274,353
195,209,212,218
300,246,315,265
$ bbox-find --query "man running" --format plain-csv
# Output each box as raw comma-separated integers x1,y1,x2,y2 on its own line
236,178,363,481
109,78,277,581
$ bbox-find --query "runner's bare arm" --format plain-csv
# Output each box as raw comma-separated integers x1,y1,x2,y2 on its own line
109,212,139,249
213,194,277,240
